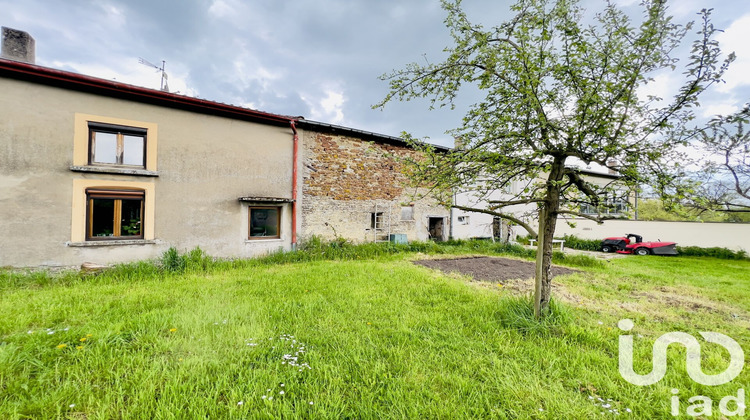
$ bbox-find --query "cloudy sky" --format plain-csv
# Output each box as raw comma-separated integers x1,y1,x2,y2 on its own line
2,0,749,147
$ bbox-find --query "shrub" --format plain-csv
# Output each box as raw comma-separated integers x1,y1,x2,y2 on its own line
676,246,748,260
561,235,602,252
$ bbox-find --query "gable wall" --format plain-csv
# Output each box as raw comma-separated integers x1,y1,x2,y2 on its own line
300,131,449,243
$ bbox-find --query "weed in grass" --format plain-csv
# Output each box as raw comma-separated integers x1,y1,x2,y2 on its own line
496,295,571,336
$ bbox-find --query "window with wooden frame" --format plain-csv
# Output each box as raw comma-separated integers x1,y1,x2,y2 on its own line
86,189,145,240
88,122,147,168
248,206,281,239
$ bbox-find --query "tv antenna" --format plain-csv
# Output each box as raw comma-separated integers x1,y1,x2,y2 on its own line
138,57,169,92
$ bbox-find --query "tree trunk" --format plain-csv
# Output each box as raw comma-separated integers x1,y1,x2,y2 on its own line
534,155,566,319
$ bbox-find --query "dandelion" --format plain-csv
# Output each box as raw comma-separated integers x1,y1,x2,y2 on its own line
366,322,372,325
169,328,177,333
76,346,83,350
79,337,87,342
56,344,67,349
86,334,92,337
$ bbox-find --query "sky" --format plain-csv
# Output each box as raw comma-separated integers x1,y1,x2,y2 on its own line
2,0,749,148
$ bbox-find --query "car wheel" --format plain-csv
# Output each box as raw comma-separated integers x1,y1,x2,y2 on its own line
635,247,650,256
601,245,612,253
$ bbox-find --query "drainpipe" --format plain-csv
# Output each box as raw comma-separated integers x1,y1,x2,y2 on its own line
290,120,299,251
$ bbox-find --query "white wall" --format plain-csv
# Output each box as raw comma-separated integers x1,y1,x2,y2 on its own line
452,184,535,240
555,219,750,252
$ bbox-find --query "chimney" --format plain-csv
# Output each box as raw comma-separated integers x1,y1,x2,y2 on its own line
2,27,35,64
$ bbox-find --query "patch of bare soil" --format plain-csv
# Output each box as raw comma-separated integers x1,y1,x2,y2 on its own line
413,256,584,302
413,256,578,284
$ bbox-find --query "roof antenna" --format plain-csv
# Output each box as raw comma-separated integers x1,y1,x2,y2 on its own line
138,57,169,92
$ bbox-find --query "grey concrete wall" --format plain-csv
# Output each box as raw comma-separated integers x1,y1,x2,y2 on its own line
0,77,295,267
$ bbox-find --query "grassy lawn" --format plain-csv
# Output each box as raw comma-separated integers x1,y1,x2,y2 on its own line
1,247,748,419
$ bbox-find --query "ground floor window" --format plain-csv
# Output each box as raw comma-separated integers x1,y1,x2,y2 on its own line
86,189,144,240
400,205,414,221
249,206,281,239
371,212,384,229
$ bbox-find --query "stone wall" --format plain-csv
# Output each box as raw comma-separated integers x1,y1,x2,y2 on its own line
301,132,449,243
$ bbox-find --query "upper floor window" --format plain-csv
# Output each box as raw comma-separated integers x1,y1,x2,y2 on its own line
89,123,147,168
580,195,629,216
71,114,158,176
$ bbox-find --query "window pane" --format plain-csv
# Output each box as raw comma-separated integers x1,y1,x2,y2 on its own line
92,132,118,164
400,206,413,221
250,208,279,237
120,199,143,236
91,199,115,237
122,135,145,166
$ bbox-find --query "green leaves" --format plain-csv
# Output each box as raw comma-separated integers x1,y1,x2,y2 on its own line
377,0,730,221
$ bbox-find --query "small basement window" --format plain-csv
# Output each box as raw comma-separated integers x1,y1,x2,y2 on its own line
86,189,144,240
89,123,147,168
457,216,470,225
249,207,281,239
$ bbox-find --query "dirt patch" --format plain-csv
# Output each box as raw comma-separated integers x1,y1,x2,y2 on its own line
413,256,578,284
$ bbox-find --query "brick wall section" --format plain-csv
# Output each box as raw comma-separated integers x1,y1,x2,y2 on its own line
304,133,417,200
301,132,449,243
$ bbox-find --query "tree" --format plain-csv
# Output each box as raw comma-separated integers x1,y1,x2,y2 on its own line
691,106,750,214
376,0,732,318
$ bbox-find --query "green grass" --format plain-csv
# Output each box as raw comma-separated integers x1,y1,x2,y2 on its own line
1,245,748,419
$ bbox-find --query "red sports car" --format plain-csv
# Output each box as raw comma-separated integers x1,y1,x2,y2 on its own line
600,233,678,256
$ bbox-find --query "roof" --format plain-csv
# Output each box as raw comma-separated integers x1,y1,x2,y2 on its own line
575,167,621,180
296,119,452,151
0,58,295,127
0,57,449,150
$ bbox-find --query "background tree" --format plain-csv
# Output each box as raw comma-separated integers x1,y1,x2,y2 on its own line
690,106,750,215
376,0,732,318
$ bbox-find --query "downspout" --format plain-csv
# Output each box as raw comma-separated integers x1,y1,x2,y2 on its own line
290,120,299,251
